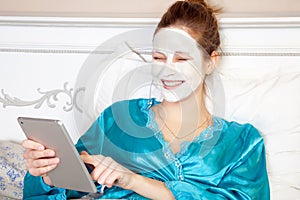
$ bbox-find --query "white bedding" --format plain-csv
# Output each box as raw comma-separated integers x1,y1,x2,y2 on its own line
0,141,26,199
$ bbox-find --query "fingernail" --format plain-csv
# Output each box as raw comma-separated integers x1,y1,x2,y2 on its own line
38,146,45,150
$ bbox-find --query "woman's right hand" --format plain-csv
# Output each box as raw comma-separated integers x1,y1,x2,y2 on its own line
22,139,60,186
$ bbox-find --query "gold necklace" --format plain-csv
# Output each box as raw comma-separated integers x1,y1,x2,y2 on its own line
157,108,212,140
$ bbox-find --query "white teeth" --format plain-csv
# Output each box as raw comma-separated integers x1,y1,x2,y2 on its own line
163,80,183,87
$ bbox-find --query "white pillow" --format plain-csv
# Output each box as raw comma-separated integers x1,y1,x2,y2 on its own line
0,141,26,199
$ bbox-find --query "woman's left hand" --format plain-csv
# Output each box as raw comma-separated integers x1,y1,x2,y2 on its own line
80,151,136,190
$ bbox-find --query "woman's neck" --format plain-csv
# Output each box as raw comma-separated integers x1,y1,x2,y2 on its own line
155,84,211,138
160,83,210,123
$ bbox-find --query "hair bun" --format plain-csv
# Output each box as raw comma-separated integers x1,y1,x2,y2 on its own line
185,0,209,6
184,0,221,14
185,0,206,4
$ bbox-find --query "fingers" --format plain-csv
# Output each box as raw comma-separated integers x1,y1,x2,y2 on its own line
26,157,60,169
100,162,119,188
89,156,126,187
81,153,134,189
22,139,59,177
28,163,58,177
81,153,116,183
91,157,114,182
25,155,59,177
97,163,133,189
22,139,56,160
80,152,105,167
24,148,56,160
22,139,45,150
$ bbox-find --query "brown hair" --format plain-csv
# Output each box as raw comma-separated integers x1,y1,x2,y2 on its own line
155,0,221,55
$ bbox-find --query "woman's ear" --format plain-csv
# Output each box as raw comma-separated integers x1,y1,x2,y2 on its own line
210,51,219,65
206,51,218,75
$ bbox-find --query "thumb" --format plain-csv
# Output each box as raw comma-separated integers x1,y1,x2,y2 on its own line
80,152,97,167
80,150,89,155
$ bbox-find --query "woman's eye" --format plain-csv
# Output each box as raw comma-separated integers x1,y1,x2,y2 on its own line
174,52,192,62
178,58,188,61
174,57,189,62
153,56,166,61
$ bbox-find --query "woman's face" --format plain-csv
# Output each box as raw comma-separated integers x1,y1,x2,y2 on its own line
152,28,211,102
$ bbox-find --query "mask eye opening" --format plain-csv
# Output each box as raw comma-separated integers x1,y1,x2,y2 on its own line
173,51,193,63
152,51,167,62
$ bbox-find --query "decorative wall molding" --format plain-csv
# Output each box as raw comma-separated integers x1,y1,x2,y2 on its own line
1,16,300,56
1,44,300,56
1,16,300,28
0,82,74,112
0,44,104,55
219,47,300,57
219,17,300,28
0,16,159,28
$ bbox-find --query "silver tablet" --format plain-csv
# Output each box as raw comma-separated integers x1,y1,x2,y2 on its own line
18,117,97,193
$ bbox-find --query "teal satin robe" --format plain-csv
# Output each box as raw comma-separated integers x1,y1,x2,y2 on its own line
23,98,270,199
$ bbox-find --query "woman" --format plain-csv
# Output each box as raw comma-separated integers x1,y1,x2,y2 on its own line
22,0,270,199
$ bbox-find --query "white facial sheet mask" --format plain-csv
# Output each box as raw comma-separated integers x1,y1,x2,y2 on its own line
152,28,212,102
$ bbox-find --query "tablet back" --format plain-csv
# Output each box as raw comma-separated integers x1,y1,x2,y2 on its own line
18,117,97,193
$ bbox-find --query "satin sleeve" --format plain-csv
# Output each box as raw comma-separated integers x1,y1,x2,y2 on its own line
165,126,270,200
23,172,67,200
215,126,270,200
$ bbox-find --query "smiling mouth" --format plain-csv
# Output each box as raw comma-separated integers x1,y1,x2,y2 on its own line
161,80,185,89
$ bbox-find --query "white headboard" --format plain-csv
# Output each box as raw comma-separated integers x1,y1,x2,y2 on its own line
0,16,300,199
